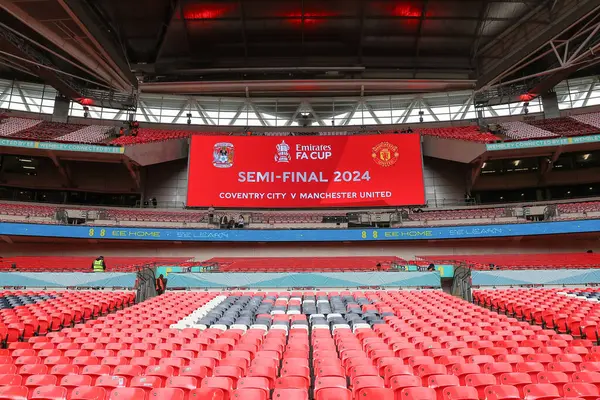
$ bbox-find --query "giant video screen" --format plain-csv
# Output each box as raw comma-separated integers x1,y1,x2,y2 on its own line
187,134,425,208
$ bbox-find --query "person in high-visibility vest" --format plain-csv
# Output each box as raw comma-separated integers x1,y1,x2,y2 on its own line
92,256,106,273
156,274,166,295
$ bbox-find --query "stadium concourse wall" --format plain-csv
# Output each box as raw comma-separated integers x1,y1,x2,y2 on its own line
471,269,600,286
0,272,439,289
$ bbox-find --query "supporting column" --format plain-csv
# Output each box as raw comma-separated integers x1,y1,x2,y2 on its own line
541,92,560,119
53,94,70,123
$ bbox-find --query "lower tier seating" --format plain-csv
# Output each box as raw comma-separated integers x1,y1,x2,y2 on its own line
0,291,135,345
0,257,194,272
475,287,600,345
1,289,598,399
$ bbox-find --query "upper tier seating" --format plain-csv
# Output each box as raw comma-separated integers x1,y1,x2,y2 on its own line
571,112,600,130
419,253,600,270
0,257,193,272
528,117,599,137
109,128,195,146
1,289,595,400
384,126,500,143
204,256,405,272
0,290,135,344
499,121,558,140
7,121,86,141
409,208,505,221
54,125,114,144
0,118,43,137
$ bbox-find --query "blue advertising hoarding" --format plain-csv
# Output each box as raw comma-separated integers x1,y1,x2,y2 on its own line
0,219,598,242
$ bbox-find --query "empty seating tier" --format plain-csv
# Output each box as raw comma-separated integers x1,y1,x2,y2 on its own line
499,121,558,140
419,253,600,270
105,209,208,224
474,287,600,344
383,126,500,143
408,208,505,221
2,289,597,399
0,118,43,137
528,117,599,137
6,121,86,141
571,112,600,130
109,128,196,146
203,256,406,272
54,126,114,144
0,257,194,272
557,201,600,213
0,290,134,345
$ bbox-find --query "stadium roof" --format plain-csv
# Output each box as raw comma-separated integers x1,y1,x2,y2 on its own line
0,0,599,99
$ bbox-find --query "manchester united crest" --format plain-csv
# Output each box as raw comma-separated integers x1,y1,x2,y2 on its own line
371,142,399,167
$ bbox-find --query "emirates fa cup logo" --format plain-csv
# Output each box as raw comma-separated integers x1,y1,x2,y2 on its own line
275,140,291,163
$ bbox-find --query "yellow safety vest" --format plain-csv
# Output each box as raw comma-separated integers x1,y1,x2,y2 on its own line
93,260,105,272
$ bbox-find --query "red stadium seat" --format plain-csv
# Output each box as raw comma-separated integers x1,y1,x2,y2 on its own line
187,387,227,400
0,386,28,400
562,383,600,400
108,388,147,400
315,388,351,400
401,387,437,400
522,384,560,400
442,386,479,400
484,385,522,400
29,385,68,400
68,387,106,400
148,388,185,400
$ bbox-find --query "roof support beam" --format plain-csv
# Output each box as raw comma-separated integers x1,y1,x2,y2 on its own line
285,103,303,127
364,102,382,125
239,0,249,58
53,0,135,90
476,0,600,89
413,0,430,77
248,101,269,126
154,0,179,62
357,0,367,63
343,102,361,126
229,103,247,125
395,100,415,124
14,83,31,112
421,99,439,122
194,101,217,125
